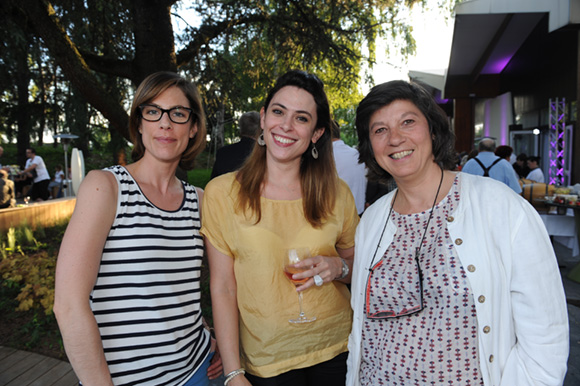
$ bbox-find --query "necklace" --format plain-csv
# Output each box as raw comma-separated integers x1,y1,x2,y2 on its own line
368,167,445,272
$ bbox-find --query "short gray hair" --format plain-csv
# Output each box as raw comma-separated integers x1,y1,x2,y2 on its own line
478,138,496,152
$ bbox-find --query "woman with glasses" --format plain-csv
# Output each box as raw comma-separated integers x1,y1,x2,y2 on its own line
54,72,222,386
346,80,569,386
201,70,358,386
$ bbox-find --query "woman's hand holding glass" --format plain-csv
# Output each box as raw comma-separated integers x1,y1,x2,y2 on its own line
283,248,347,324
288,252,345,292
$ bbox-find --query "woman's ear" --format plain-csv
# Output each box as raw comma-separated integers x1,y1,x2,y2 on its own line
260,107,266,130
189,123,198,139
311,127,325,143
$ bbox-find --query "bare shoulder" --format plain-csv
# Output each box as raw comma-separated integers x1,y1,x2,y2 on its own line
78,169,117,197
71,169,118,223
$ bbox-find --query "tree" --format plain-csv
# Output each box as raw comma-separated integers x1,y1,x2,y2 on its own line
1,0,446,153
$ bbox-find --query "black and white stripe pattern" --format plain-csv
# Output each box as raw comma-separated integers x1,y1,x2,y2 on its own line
90,165,210,386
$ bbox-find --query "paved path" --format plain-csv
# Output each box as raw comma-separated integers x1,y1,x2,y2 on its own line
2,241,579,385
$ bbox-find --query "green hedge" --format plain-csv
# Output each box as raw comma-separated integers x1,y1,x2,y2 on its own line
188,169,212,189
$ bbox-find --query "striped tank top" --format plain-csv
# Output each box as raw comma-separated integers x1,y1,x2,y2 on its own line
90,165,211,386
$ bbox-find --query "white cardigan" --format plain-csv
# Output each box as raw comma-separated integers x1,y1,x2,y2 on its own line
347,172,569,386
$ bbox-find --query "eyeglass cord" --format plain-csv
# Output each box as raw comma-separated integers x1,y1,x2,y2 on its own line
367,166,445,273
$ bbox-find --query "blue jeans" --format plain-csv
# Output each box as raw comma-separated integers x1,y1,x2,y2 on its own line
183,352,213,386
79,353,214,386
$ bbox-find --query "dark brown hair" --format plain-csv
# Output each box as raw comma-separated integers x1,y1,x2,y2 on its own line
129,72,206,170
356,80,455,184
236,70,336,227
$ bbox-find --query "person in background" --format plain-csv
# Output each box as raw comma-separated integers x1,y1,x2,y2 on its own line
494,144,513,161
331,120,367,215
460,149,478,168
54,72,222,386
526,155,545,183
462,138,522,193
0,146,12,175
13,170,33,199
347,80,568,386
48,164,65,199
466,148,478,161
210,111,260,179
0,169,15,209
202,70,358,386
513,153,530,179
18,148,51,201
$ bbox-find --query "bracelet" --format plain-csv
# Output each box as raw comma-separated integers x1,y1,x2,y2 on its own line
335,257,349,280
224,368,245,385
202,318,215,338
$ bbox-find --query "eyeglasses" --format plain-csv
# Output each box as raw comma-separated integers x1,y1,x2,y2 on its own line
139,104,193,124
365,249,424,320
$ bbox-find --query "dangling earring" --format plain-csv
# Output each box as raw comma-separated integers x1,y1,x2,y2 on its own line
257,132,266,146
311,143,319,159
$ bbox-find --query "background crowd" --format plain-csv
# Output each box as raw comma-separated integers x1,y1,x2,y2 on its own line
0,145,68,208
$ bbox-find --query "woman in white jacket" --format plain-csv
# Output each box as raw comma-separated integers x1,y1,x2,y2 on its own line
346,80,569,386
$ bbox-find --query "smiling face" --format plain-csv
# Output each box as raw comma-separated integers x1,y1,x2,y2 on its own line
261,86,324,167
369,99,439,184
139,86,197,165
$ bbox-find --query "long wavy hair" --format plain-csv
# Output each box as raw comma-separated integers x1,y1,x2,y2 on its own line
236,70,337,228
129,71,206,170
356,80,456,185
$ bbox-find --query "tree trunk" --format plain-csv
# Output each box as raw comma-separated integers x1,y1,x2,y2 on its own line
130,0,178,84
216,102,225,150
8,0,131,140
16,49,31,167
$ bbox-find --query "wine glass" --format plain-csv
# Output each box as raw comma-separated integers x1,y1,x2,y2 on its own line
283,247,317,323
23,196,30,205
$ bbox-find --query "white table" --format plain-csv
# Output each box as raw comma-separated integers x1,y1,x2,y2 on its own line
539,213,579,256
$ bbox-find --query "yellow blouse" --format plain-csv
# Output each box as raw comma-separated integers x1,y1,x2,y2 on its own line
201,172,359,377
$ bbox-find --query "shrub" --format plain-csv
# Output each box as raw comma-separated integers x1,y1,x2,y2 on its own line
0,222,67,315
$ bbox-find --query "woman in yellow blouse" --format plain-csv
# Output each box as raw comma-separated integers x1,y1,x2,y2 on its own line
201,70,359,386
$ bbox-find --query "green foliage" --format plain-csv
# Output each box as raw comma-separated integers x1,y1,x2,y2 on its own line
19,310,60,350
1,0,443,152
0,277,63,355
0,141,130,175
333,107,359,147
188,169,212,189
0,143,69,172
0,221,68,316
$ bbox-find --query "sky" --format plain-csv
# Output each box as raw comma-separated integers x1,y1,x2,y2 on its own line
367,0,455,90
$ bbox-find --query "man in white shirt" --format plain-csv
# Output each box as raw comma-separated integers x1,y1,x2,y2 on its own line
19,147,51,201
331,121,367,215
526,156,545,183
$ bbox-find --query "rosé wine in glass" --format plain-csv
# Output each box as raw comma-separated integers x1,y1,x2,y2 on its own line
283,248,316,323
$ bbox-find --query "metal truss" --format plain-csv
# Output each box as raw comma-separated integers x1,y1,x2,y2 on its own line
548,98,566,185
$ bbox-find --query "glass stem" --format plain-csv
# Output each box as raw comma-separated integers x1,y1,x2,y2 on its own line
297,291,305,318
